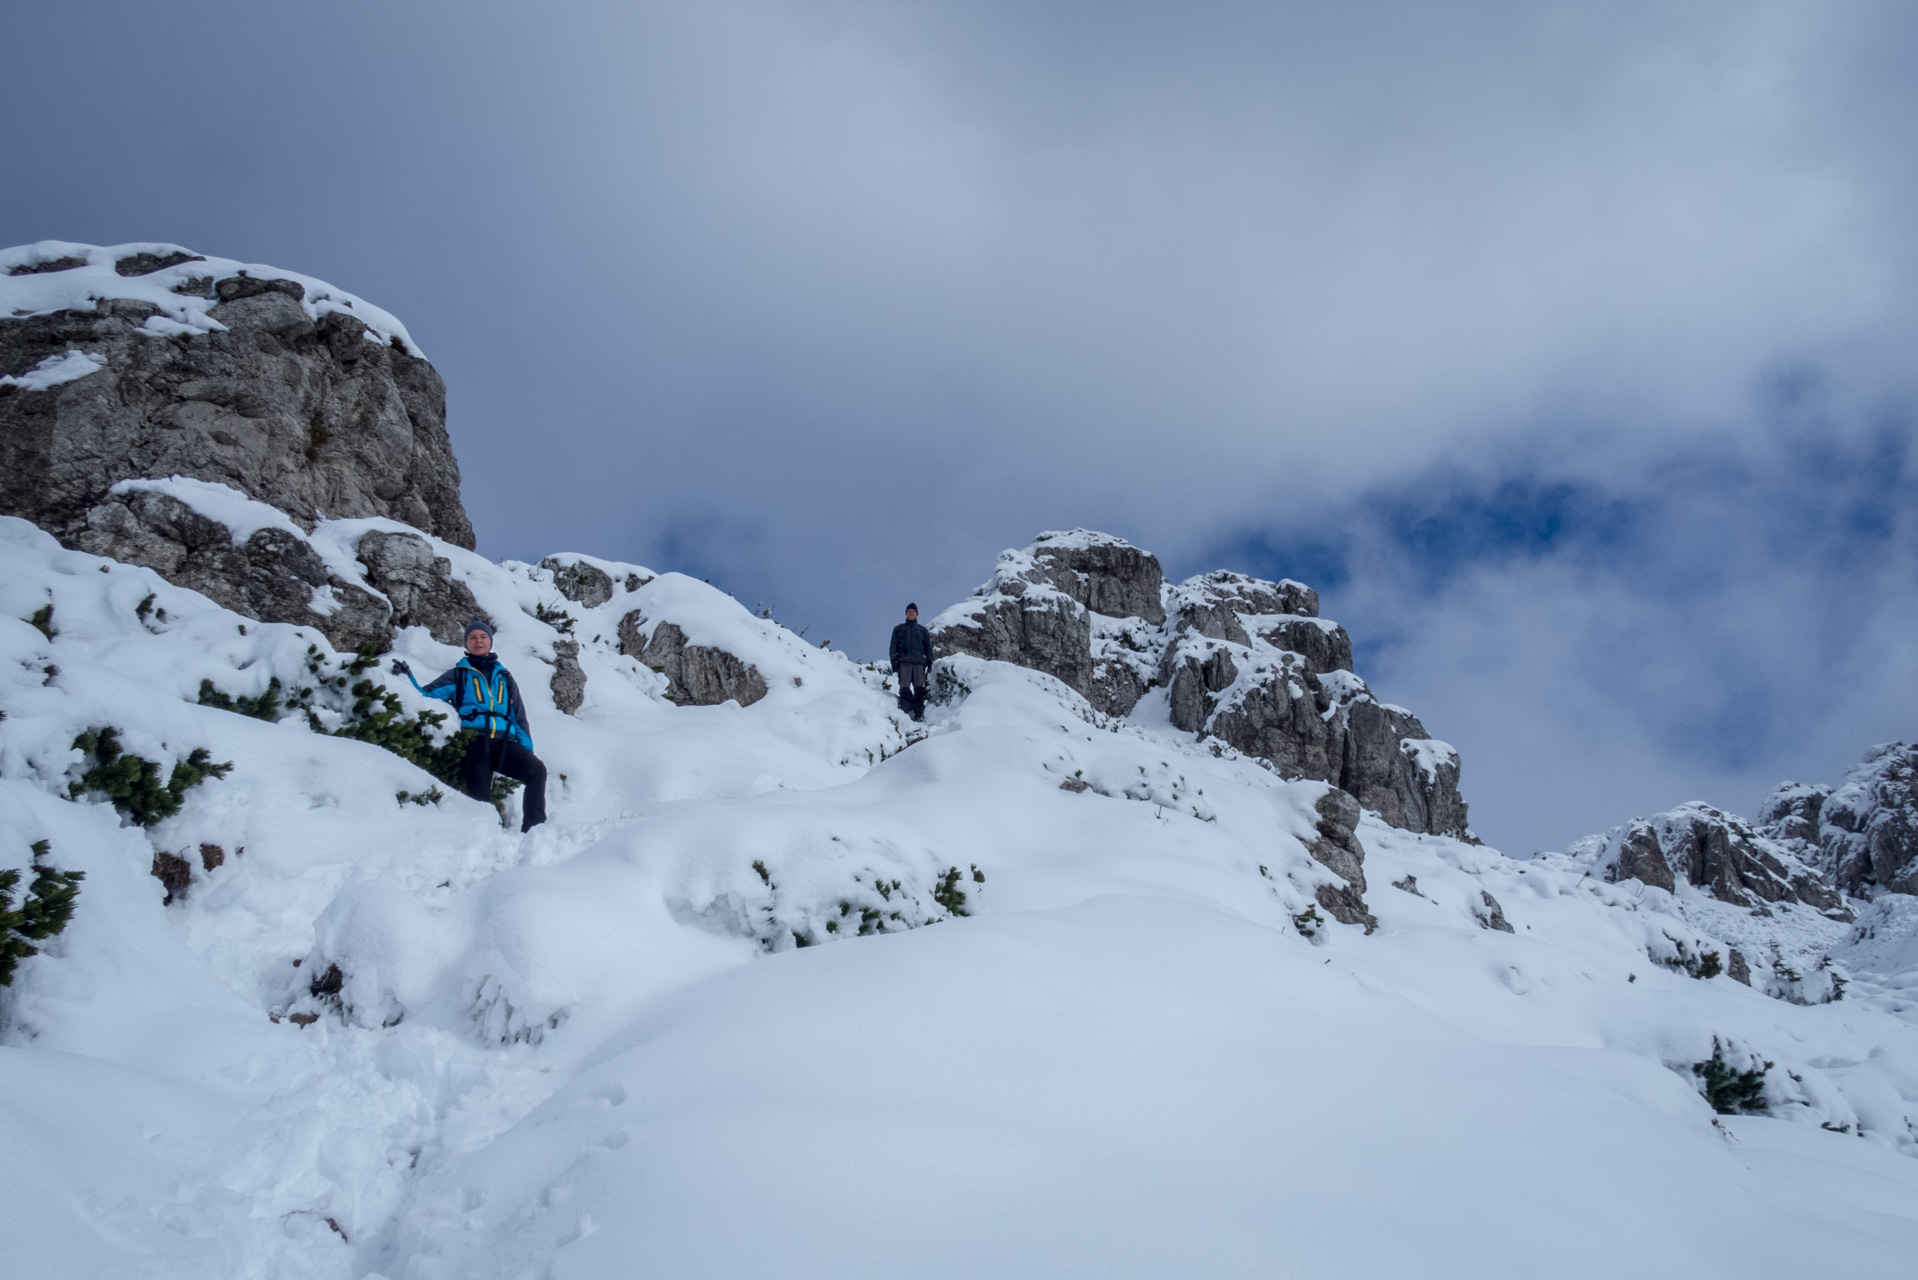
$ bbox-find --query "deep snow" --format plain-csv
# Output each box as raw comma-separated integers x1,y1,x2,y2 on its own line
3,508,1918,1279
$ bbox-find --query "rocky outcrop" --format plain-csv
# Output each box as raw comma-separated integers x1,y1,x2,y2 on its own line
548,638,586,715
1568,803,1849,917
1475,891,1514,933
1803,744,1918,897
1566,742,1918,913
1023,532,1166,625
355,529,479,644
74,486,390,652
1,242,474,555
931,530,1473,839
542,556,616,609
931,542,1098,701
1308,788,1376,932
618,612,767,708
1155,576,1468,837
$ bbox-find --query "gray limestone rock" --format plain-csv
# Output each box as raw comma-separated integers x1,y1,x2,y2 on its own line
1255,617,1353,675
1758,783,1831,855
356,529,479,645
548,637,586,715
1815,743,1918,897
932,533,1169,717
1170,570,1318,625
931,531,1473,838
1025,530,1166,624
543,557,615,609
73,487,390,652
1,269,473,549
1606,821,1676,893
931,583,1093,700
1475,891,1515,933
1570,803,1848,918
1308,788,1376,932
1661,806,1848,914
1727,948,1751,985
618,612,767,708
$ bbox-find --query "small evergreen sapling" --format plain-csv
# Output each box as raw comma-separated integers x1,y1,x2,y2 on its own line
0,840,85,986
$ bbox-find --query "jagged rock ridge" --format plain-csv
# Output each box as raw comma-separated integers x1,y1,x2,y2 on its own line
1565,741,1918,915
1567,803,1849,918
930,530,1471,839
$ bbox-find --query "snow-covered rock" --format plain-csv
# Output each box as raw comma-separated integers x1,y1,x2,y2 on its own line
0,240,473,569
1812,743,1918,897
1569,802,1849,918
932,531,1472,838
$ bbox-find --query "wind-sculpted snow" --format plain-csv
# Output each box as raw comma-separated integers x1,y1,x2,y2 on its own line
4,515,1918,1278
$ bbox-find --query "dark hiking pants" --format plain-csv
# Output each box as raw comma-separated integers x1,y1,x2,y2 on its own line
460,734,548,831
896,662,928,719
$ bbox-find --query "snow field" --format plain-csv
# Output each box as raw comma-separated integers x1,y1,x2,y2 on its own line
3,513,1918,1278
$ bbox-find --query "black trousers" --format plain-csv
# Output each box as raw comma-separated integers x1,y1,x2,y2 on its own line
460,734,548,831
896,662,928,718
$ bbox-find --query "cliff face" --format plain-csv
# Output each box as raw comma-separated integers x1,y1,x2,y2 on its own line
0,241,473,551
930,530,1472,839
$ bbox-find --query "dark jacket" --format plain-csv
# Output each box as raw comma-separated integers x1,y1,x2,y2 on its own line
890,620,935,668
412,654,534,749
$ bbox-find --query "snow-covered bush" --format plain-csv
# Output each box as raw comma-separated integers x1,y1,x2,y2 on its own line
1693,1038,1773,1115
67,727,231,827
0,840,83,986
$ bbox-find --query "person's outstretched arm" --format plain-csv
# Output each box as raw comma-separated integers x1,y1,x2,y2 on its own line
395,659,460,706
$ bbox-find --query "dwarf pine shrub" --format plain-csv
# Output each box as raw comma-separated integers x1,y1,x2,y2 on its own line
70,728,232,827
198,676,284,721
933,865,984,917
331,680,473,789
1,840,85,986
1693,1037,1771,1114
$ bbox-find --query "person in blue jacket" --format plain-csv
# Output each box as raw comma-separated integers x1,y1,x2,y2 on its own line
391,619,548,831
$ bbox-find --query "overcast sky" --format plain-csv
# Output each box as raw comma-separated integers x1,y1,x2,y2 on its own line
7,1,1916,854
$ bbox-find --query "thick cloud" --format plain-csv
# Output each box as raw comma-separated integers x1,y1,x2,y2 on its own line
5,1,1915,851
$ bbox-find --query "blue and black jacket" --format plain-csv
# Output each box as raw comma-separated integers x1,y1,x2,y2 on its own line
410,654,534,750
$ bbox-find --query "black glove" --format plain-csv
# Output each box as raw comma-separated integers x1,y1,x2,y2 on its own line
390,659,411,676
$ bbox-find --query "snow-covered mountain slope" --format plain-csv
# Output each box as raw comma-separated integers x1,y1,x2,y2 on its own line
5,513,1918,1279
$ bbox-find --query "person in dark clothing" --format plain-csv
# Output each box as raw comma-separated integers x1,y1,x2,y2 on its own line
391,620,548,831
889,603,935,722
